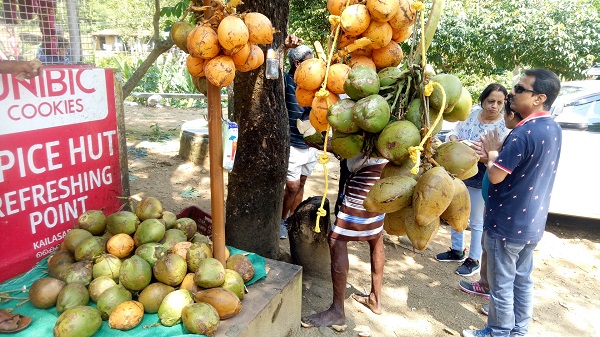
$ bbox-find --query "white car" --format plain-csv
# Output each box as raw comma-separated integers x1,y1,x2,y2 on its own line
438,80,600,219
548,80,600,219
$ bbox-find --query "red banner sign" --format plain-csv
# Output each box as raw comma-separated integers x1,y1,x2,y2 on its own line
0,66,124,282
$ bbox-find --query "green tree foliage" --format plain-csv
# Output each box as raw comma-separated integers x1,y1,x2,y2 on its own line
428,0,600,80
289,0,329,50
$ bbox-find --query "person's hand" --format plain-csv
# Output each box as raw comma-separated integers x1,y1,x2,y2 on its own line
284,35,303,50
480,128,502,154
470,140,488,161
14,60,42,79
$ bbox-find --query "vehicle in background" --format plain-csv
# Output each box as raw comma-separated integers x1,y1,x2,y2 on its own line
436,80,600,219
587,64,600,80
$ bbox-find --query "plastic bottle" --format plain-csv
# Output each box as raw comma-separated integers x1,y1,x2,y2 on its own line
265,48,279,79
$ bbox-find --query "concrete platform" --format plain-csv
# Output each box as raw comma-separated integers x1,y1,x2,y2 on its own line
216,258,303,337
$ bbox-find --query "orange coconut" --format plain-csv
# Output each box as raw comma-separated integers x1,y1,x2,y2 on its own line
311,90,339,132
218,15,249,53
392,25,413,43
296,87,317,107
230,43,251,66
350,47,373,58
186,55,206,77
236,44,264,72
337,33,357,49
388,0,416,30
294,58,327,91
326,63,351,95
340,4,371,37
346,55,377,71
187,25,220,59
372,41,404,69
107,233,135,259
366,0,399,22
205,55,236,87
327,0,359,15
361,20,393,49
244,12,274,44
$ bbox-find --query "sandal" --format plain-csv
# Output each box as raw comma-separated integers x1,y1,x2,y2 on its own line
0,310,31,334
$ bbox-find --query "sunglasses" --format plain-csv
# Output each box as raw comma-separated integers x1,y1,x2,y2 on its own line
514,84,539,95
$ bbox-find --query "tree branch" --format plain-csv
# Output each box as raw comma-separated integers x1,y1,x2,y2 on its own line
122,38,174,98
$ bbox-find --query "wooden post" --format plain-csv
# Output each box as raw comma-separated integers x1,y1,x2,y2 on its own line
205,0,227,267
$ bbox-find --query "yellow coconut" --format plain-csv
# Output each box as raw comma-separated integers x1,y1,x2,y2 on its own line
294,58,327,91
444,87,473,122
388,0,416,30
205,55,236,87
441,178,471,232
405,216,440,250
107,233,135,259
217,15,249,53
229,43,251,66
412,167,455,227
326,63,351,95
244,12,274,44
338,33,357,49
371,41,403,69
310,90,339,132
392,25,413,43
296,87,317,107
340,4,371,36
346,55,376,71
361,20,393,49
350,47,373,58
186,55,206,77
235,44,264,72
187,25,220,59
383,208,409,236
363,175,417,213
380,159,422,180
327,0,358,15
432,142,480,180
366,0,399,22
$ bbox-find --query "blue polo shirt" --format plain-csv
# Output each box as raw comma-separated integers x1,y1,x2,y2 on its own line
484,112,562,244
284,72,311,149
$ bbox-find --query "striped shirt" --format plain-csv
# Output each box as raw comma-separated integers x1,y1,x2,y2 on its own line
284,72,311,149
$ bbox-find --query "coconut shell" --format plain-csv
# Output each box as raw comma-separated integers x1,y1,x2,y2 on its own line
244,12,274,44
63,229,93,254
405,216,440,250
441,178,471,232
187,242,213,272
29,277,66,309
412,167,455,227
221,269,245,300
194,288,242,320
344,65,380,100
119,255,152,291
380,159,422,180
330,130,365,159
363,176,417,213
429,73,463,112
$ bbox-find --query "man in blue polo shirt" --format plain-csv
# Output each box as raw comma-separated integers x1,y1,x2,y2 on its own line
279,41,316,239
463,69,562,337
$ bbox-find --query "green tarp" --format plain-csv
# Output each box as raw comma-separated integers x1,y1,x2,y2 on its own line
0,246,266,336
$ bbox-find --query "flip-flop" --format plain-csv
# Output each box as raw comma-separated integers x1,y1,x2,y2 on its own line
0,310,32,334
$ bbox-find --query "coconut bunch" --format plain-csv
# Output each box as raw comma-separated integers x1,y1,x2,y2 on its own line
28,197,255,337
170,1,276,90
294,0,480,250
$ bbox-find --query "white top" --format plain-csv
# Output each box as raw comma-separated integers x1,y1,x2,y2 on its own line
445,106,510,142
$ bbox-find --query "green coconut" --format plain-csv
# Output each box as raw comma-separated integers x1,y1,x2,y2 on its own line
343,65,380,100
92,254,122,280
62,261,93,285
173,218,197,240
221,269,245,300
158,289,194,327
153,253,188,286
187,242,213,272
405,98,423,129
331,130,365,159
53,306,102,337
191,233,212,245
119,255,152,291
74,236,106,262
226,254,255,283
56,283,90,314
47,251,76,281
88,276,118,303
433,141,480,180
135,242,167,267
134,218,166,246
137,282,175,314
161,211,178,230
441,178,471,232
303,128,325,145
181,302,220,335
428,108,444,135
352,94,391,133
63,229,93,254
327,98,360,133
376,120,421,164
194,257,226,289
412,167,456,227
378,66,404,87
106,211,139,235
363,175,418,213
429,73,463,112
160,229,188,250
405,216,440,251
380,159,422,180
135,196,163,220
444,87,472,122
96,285,132,320
77,210,107,235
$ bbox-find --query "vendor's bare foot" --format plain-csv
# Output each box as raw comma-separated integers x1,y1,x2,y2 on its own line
351,293,382,315
301,307,345,327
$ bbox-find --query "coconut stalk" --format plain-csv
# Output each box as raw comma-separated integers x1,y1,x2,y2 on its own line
412,0,445,63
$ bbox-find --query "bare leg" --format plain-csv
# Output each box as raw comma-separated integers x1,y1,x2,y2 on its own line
302,237,348,327
290,175,308,217
351,234,384,315
281,179,301,220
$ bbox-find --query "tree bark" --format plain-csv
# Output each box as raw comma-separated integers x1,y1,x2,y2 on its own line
225,0,290,259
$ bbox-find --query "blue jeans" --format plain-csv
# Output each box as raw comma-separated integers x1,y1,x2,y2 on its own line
451,186,484,260
484,232,536,337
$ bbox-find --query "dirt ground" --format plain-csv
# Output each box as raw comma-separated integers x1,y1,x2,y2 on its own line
125,105,600,337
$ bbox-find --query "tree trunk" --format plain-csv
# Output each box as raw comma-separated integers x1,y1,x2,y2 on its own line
225,0,290,259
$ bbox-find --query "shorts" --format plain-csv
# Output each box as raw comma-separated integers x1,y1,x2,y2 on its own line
287,146,318,181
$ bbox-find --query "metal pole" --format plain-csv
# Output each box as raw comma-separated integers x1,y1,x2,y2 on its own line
204,0,227,267
65,0,81,63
